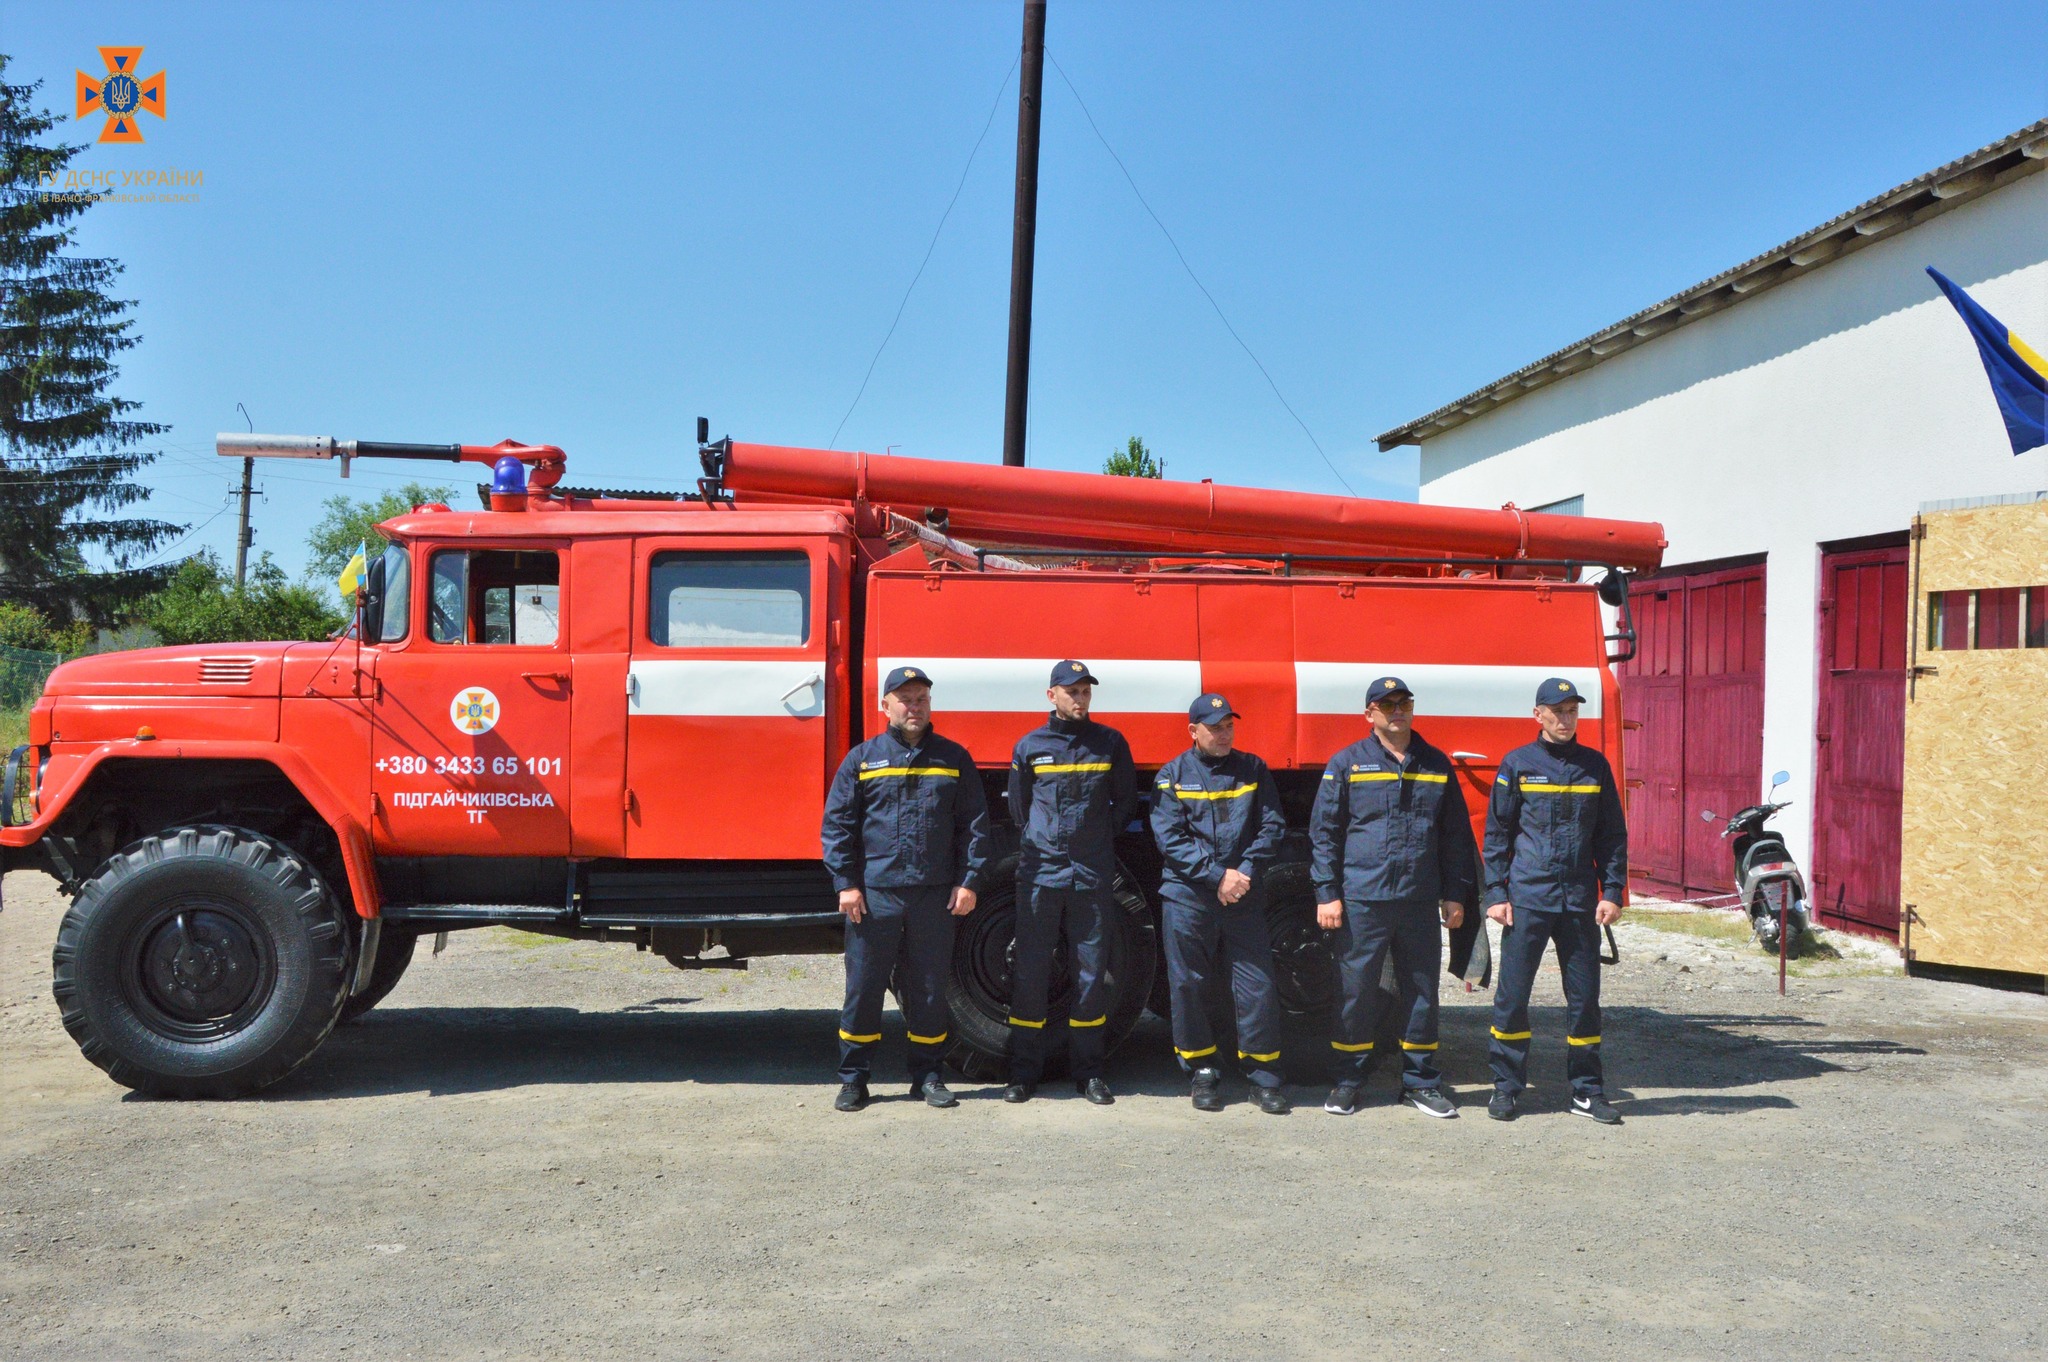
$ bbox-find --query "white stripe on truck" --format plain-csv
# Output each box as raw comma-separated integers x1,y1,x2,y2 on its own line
1295,662,1603,719
628,660,825,718
877,658,1202,714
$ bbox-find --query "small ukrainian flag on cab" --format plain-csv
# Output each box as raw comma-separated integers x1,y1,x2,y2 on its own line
337,540,369,598
1927,267,2047,456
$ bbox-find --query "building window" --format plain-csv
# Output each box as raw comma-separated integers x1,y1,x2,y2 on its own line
1926,586,2046,651
1530,494,1584,516
1976,588,2022,650
2031,588,2047,648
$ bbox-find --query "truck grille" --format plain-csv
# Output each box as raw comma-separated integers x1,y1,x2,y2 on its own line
199,656,259,685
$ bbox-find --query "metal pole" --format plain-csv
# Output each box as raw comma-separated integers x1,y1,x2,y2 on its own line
1001,0,1046,468
233,457,254,588
1778,891,1788,996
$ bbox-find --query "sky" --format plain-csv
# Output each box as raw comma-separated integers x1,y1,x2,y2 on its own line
7,2,2045,584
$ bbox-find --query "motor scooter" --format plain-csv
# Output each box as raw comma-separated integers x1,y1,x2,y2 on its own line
1701,770,1810,955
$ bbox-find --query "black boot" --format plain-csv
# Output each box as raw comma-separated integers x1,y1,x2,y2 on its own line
1190,1067,1224,1113
1078,1077,1115,1106
834,1082,869,1112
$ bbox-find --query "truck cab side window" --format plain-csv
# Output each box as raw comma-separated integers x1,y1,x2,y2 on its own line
427,549,561,646
377,543,412,643
650,551,811,648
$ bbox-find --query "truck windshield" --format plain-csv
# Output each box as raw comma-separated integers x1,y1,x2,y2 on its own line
377,543,411,642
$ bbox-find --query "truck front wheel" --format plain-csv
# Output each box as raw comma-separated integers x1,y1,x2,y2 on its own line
51,825,351,1097
938,857,1158,1083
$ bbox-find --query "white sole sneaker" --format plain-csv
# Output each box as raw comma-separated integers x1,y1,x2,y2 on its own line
1323,1090,1361,1116
1402,1091,1459,1119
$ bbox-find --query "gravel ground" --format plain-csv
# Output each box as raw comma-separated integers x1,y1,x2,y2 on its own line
3,868,2045,1361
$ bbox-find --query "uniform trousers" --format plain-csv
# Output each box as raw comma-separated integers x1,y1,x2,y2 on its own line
1487,908,1605,1098
1008,883,1111,1084
838,885,954,1087
1160,882,1284,1088
1330,899,1443,1089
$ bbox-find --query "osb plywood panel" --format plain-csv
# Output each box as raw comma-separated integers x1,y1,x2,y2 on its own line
1916,501,2048,593
1902,577,2048,975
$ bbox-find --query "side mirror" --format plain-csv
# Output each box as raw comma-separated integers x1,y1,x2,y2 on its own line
361,553,387,643
696,416,710,445
1700,809,1717,822
1769,769,1790,792
1596,571,1629,608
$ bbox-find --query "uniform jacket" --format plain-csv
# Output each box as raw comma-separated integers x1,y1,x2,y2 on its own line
1149,747,1288,895
1007,714,1138,890
1309,731,1478,907
1483,736,1628,913
821,726,991,894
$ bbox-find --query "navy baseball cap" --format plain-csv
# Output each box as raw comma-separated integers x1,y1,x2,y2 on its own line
883,665,933,693
1535,676,1583,706
1188,692,1240,724
1365,675,1415,705
1050,659,1100,686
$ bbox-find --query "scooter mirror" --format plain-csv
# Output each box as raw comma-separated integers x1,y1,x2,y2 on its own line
1700,809,1717,822
1770,769,1790,789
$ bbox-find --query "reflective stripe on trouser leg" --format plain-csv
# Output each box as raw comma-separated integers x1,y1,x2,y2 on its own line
1385,901,1444,1091
1220,890,1284,1088
894,885,957,1087
839,892,908,1085
1553,908,1606,1098
1008,883,1065,1085
1063,885,1112,1082
1487,910,1557,1095
1328,899,1397,1083
1160,885,1221,1072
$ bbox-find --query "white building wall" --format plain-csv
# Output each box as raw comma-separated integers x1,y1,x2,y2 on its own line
1416,172,2048,873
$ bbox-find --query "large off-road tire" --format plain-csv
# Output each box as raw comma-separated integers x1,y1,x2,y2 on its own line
940,855,1158,1083
338,926,419,1024
51,825,352,1098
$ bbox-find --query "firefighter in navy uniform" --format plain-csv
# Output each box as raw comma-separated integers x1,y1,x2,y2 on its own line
1004,660,1137,1105
1309,676,1477,1120
1150,694,1291,1114
821,666,991,1112
1483,676,1629,1125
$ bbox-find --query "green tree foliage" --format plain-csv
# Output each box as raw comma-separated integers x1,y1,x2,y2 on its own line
306,482,454,599
0,600,92,655
1103,435,1164,479
141,551,343,646
0,58,181,626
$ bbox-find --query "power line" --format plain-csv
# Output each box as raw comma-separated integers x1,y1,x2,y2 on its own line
828,55,1021,452
1045,51,1357,498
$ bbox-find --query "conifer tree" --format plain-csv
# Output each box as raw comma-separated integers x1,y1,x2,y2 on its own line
0,56,180,625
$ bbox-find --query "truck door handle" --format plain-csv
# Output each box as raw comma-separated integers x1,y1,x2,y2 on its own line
522,671,570,686
627,672,640,704
1451,751,1488,761
780,672,822,705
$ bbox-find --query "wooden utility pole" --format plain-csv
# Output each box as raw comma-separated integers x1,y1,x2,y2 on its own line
233,403,256,587
1001,0,1046,467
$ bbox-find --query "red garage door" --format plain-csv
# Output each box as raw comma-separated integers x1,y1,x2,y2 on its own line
1619,561,1766,899
1811,540,1908,939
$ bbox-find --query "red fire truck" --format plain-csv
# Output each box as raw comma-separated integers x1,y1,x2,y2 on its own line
1,429,1664,1096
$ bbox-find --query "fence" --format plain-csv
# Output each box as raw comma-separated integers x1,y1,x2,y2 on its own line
0,644,62,713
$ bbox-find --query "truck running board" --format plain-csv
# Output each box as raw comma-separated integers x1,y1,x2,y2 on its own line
576,910,844,929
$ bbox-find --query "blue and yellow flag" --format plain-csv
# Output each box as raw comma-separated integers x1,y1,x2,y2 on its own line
337,540,368,598
1926,267,2047,456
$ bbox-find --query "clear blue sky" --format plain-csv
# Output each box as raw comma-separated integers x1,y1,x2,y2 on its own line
10,3,2045,582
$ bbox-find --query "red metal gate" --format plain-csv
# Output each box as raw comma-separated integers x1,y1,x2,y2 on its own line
1811,541,1908,938
1619,561,1766,899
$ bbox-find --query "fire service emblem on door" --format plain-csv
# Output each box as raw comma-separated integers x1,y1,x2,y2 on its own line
450,688,500,736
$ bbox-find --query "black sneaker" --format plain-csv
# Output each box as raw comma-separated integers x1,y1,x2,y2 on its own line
1190,1067,1224,1113
1003,1082,1035,1104
1254,1086,1292,1116
917,1077,957,1109
834,1082,868,1112
1486,1090,1517,1122
1401,1086,1458,1119
1078,1077,1115,1106
1323,1082,1362,1116
1571,1093,1622,1125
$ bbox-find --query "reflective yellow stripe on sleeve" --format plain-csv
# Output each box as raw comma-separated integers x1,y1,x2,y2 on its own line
1490,1027,1532,1042
1330,1040,1374,1052
839,1029,882,1044
857,766,961,780
1174,784,1259,801
1567,1034,1602,1046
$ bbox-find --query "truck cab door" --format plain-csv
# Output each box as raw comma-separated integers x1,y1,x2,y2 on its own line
624,536,842,859
370,544,573,855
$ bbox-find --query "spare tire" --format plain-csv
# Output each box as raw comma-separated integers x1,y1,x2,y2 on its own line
940,855,1157,1082
51,824,350,1098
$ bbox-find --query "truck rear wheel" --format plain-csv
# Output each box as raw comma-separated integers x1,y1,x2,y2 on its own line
339,926,418,1023
939,857,1158,1083
50,825,351,1098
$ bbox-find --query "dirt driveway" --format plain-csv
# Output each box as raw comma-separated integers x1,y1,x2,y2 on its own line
3,869,2044,1361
